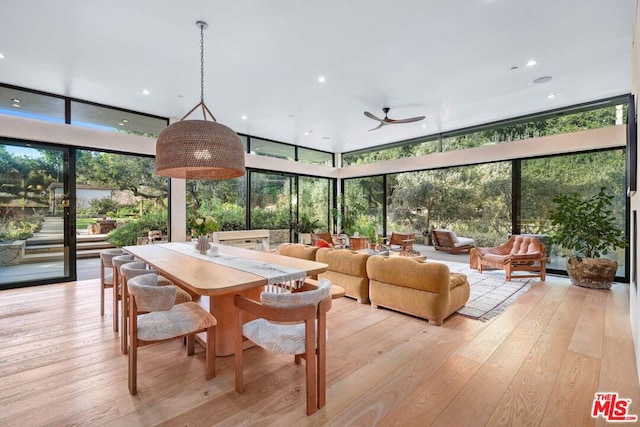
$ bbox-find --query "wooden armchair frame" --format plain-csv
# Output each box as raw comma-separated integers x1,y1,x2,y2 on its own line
432,230,474,254
383,232,415,252
234,293,332,415
475,235,547,281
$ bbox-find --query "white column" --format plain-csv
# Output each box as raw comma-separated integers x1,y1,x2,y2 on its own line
169,178,187,242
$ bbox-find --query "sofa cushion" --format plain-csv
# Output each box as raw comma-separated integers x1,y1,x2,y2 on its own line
449,273,468,290
367,256,450,293
276,243,319,261
316,248,370,303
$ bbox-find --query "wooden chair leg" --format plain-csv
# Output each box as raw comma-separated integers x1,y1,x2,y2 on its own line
187,335,195,356
113,280,119,333
128,309,137,395
100,267,105,316
206,327,215,380
235,313,244,394
305,320,317,416
121,287,128,354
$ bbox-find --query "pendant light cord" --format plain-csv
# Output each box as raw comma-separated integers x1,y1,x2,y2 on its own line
200,22,205,103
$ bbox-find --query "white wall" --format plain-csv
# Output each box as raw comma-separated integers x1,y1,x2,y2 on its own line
630,0,640,385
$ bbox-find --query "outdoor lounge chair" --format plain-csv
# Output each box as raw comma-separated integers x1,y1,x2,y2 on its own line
383,232,415,252
432,229,475,254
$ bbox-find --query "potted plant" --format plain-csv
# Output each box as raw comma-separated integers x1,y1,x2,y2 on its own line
548,187,627,289
291,214,319,244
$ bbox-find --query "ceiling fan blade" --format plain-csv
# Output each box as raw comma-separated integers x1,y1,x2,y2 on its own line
368,122,385,131
364,111,383,122
386,116,426,124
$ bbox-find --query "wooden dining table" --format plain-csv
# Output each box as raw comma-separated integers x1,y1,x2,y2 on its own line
123,242,328,356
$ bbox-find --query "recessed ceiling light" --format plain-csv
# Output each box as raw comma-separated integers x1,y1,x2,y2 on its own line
11,98,20,103
533,76,552,84
122,119,129,123
422,124,427,128
12,103,20,108
526,59,537,67
141,89,150,95
241,115,247,120
317,76,326,83
547,93,556,99
0,53,5,59
118,122,125,126
304,131,311,136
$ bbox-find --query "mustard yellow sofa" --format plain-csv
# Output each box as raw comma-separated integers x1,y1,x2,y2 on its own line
276,243,320,262
366,256,470,325
276,243,346,298
315,248,371,304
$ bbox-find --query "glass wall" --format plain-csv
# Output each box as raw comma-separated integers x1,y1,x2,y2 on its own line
75,149,168,247
298,176,333,233
298,147,334,166
386,162,512,247
342,176,384,243
343,98,626,166
70,101,167,137
1,141,70,288
249,138,295,160
0,86,65,123
520,149,626,274
186,177,247,234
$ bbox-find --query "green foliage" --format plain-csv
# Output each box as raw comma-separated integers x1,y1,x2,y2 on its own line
188,212,220,237
0,212,44,241
107,211,168,247
251,208,291,229
352,214,378,241
548,187,627,260
291,213,319,233
89,198,119,215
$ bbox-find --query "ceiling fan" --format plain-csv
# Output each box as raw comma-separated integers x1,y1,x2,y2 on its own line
364,107,425,131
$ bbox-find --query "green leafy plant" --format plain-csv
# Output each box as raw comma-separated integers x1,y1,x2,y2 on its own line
188,212,221,237
548,187,627,261
291,214,319,234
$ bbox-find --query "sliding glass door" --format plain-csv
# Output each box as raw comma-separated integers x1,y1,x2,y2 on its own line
0,141,73,288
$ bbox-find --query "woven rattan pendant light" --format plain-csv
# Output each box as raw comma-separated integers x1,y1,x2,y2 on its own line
156,20,245,180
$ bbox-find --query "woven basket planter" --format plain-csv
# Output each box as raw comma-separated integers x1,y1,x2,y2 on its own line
566,257,617,289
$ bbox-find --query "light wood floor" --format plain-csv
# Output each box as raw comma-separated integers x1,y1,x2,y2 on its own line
0,273,638,426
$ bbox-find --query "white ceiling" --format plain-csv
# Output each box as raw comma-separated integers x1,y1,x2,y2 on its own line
0,0,635,153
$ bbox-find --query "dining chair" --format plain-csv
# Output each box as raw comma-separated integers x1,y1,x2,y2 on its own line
99,248,124,316
127,273,217,395
234,278,332,415
120,261,192,354
111,254,135,332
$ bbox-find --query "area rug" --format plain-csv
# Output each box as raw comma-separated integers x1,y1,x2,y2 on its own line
440,261,535,322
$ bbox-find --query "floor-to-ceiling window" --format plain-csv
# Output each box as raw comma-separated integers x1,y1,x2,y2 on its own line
520,149,626,275
186,177,247,234
75,149,168,248
342,176,384,243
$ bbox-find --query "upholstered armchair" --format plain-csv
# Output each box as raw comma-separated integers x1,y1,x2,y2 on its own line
111,254,135,332
234,278,332,415
99,248,124,316
120,261,192,354
474,235,547,281
310,231,346,249
432,229,475,254
127,273,217,395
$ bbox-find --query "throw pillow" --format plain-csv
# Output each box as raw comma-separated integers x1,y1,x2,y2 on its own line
315,239,332,248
